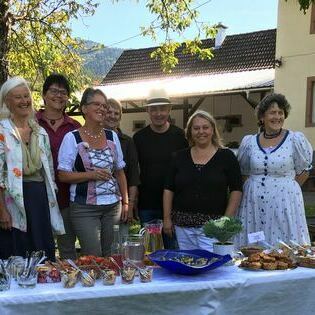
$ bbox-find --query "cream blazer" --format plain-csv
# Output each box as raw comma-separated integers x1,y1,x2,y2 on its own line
0,118,65,234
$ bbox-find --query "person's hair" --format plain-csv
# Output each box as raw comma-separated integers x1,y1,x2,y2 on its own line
185,110,223,148
42,73,70,95
107,98,122,118
0,76,33,119
79,87,107,113
255,93,291,130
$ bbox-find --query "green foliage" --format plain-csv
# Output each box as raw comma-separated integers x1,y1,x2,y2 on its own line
151,42,180,72
128,220,142,235
294,0,315,13
305,205,315,216
203,216,243,244
145,0,217,72
2,0,312,88
1,0,99,103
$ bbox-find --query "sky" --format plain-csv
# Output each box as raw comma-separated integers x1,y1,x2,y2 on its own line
70,0,278,49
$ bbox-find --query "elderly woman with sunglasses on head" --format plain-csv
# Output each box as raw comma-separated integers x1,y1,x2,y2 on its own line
58,88,129,257
163,110,242,251
0,77,64,260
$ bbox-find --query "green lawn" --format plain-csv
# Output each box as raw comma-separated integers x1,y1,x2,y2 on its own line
306,205,315,217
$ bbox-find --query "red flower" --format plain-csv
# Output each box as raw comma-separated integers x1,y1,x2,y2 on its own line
0,134,4,142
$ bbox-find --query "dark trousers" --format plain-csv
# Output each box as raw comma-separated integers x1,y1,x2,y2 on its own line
0,182,55,261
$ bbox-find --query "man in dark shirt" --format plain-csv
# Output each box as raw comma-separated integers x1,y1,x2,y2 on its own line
133,89,188,248
36,73,81,259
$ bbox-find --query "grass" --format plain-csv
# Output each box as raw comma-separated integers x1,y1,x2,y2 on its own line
305,205,315,217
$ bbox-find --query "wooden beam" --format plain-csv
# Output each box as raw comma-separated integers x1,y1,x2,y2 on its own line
183,98,190,127
188,96,206,116
240,92,257,109
127,101,140,108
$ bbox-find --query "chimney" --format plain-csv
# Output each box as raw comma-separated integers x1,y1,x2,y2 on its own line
215,23,228,48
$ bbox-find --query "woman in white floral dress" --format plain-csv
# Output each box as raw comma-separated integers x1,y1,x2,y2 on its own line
236,93,313,247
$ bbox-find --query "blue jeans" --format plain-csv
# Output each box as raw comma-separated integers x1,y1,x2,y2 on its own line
138,209,178,250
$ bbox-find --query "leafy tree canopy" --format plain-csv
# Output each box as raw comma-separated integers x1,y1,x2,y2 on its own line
0,0,98,104
0,0,314,98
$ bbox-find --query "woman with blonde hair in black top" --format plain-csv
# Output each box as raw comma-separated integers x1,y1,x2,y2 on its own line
163,110,242,251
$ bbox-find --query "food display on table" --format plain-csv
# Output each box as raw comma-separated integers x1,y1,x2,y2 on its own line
139,267,153,283
297,256,315,268
149,249,232,275
121,267,136,284
61,269,79,288
37,265,61,283
75,255,121,277
288,244,315,268
239,246,264,257
102,269,116,285
239,251,296,271
163,255,216,267
273,241,315,269
80,270,96,287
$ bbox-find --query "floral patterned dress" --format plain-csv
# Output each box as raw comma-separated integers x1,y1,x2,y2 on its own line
235,130,313,247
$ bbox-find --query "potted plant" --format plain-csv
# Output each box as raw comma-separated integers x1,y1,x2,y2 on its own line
203,216,242,260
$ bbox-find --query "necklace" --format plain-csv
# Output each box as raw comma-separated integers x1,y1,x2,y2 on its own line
83,127,104,139
43,114,63,126
263,128,282,139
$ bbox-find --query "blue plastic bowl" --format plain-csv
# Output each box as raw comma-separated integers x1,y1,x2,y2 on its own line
148,249,232,275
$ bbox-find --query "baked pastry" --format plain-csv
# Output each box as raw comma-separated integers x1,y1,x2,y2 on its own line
277,261,288,270
262,262,277,270
260,254,276,262
248,254,261,262
247,262,262,269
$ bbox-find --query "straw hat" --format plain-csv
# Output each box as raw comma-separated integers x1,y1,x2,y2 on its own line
145,88,171,107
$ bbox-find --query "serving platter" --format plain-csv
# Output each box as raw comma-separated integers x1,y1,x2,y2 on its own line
148,249,232,275
238,265,296,272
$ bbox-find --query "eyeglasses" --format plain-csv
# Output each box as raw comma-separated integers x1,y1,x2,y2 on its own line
86,102,107,109
48,88,68,97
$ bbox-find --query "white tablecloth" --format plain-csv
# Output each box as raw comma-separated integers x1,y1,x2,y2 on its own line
1,265,315,315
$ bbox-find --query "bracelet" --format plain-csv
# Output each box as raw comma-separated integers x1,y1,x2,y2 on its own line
123,202,129,205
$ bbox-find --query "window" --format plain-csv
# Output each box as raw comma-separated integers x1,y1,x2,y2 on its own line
311,3,315,34
133,120,146,132
305,76,315,127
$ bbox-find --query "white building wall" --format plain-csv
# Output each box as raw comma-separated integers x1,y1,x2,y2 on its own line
120,92,262,146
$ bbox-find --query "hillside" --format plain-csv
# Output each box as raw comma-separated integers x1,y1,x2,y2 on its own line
79,40,123,82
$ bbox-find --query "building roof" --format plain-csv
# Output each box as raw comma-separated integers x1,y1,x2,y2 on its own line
101,29,276,85
98,69,274,102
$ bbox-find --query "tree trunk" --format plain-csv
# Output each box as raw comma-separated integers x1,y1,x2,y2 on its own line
0,1,10,85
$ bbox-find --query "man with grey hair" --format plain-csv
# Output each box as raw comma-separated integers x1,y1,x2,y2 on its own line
133,89,188,248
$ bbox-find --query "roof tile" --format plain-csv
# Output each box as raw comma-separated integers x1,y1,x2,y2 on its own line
102,29,276,85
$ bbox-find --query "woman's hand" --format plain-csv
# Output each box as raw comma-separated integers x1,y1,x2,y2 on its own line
120,202,130,223
163,218,173,236
92,168,112,181
0,209,12,230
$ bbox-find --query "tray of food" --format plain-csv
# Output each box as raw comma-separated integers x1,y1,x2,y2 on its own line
239,246,264,257
296,256,315,268
239,251,296,271
148,249,232,275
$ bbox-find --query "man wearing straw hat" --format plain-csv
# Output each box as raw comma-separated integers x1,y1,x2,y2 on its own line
133,89,188,248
